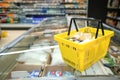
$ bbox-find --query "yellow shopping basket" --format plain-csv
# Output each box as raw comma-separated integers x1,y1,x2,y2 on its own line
54,18,114,71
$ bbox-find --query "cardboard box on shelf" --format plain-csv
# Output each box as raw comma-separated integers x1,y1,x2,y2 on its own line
46,54,52,65
42,65,74,77
6,64,43,79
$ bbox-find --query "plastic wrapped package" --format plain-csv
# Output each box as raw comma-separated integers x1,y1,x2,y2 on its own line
42,65,74,78
50,47,66,66
16,50,51,65
46,71,73,77
116,21,120,29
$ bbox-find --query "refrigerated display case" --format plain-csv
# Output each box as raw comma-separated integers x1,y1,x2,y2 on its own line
0,16,120,80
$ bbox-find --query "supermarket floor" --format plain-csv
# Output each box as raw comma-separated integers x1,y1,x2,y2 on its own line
0,30,26,48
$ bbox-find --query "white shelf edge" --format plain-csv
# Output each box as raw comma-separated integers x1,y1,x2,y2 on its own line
0,24,36,28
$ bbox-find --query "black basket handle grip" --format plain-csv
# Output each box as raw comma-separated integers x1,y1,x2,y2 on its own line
67,18,104,39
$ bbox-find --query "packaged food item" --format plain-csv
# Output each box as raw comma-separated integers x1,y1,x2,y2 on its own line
50,47,66,66
29,70,41,78
55,71,63,77
63,71,73,77
67,32,92,43
11,70,41,79
17,51,50,65
46,71,73,77
116,21,120,29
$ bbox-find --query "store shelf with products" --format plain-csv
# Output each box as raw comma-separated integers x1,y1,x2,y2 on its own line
24,12,65,15
105,17,120,29
65,9,87,15
0,0,13,24
0,12,19,14
88,0,120,61
0,0,23,29
0,0,88,29
90,0,120,45
65,12,86,15
105,0,120,30
106,16,120,21
65,7,86,10
0,7,20,8
63,0,87,16
0,17,120,80
0,0,66,29
107,7,120,11
11,0,63,4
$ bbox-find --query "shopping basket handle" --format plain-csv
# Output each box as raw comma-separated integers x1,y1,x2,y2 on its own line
95,20,104,38
67,18,104,39
68,18,79,36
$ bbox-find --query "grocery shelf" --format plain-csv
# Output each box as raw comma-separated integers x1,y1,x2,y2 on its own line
65,7,86,10
22,7,65,9
61,2,80,4
0,1,61,5
0,1,43,3
107,7,120,10
0,24,35,30
106,16,120,21
24,13,65,16
13,1,61,4
105,0,120,30
0,0,87,26
0,12,19,14
0,14,6,16
0,1,10,3
0,7,20,9
66,12,86,15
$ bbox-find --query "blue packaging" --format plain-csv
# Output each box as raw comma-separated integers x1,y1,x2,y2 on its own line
28,70,41,78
